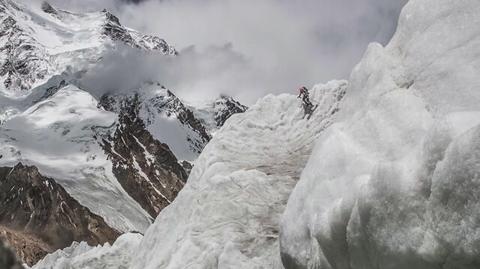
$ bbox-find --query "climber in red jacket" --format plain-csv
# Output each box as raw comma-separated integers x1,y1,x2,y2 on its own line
297,86,312,107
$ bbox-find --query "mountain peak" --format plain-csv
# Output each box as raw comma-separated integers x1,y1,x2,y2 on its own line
103,9,121,26
40,1,56,14
0,0,176,96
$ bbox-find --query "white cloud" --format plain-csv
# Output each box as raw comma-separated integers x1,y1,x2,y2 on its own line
33,0,409,104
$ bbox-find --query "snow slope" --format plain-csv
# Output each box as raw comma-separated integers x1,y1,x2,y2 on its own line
129,81,347,269
0,85,152,232
280,0,480,268
32,81,347,269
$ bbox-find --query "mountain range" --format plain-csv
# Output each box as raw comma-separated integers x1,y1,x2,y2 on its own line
0,0,246,265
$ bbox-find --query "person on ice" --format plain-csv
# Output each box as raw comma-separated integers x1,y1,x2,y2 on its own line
298,86,312,107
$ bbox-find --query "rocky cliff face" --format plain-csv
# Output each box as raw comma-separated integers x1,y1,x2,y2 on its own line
212,95,248,128
100,93,187,218
193,95,249,133
0,163,120,265
100,85,215,161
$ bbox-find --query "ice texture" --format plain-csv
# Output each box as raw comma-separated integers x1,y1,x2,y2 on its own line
129,81,347,269
280,0,480,268
31,233,143,269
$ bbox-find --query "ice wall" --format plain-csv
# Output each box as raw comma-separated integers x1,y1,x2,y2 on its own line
280,0,480,268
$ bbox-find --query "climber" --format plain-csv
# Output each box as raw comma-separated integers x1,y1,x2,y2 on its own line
297,86,313,107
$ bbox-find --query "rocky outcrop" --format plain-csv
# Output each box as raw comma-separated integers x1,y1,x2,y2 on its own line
0,226,50,266
0,163,120,265
153,90,212,151
100,94,187,218
192,95,248,133
101,86,212,159
212,95,248,127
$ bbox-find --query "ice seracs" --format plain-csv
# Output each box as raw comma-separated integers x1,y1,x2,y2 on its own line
280,0,480,268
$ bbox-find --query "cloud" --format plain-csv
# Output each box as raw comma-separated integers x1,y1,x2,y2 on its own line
35,0,409,104
114,0,408,104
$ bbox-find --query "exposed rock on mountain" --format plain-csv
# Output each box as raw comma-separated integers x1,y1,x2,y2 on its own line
0,163,120,265
193,95,248,133
1,226,50,266
100,93,187,217
100,85,213,161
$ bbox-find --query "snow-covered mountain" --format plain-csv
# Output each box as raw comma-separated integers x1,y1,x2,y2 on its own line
31,0,480,268
0,0,175,97
0,0,246,264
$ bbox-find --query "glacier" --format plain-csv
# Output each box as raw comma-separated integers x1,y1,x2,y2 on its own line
30,0,480,268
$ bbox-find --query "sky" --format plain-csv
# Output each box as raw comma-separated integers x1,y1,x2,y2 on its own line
43,0,408,104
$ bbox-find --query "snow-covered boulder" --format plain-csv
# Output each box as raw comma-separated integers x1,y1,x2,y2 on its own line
280,0,480,268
